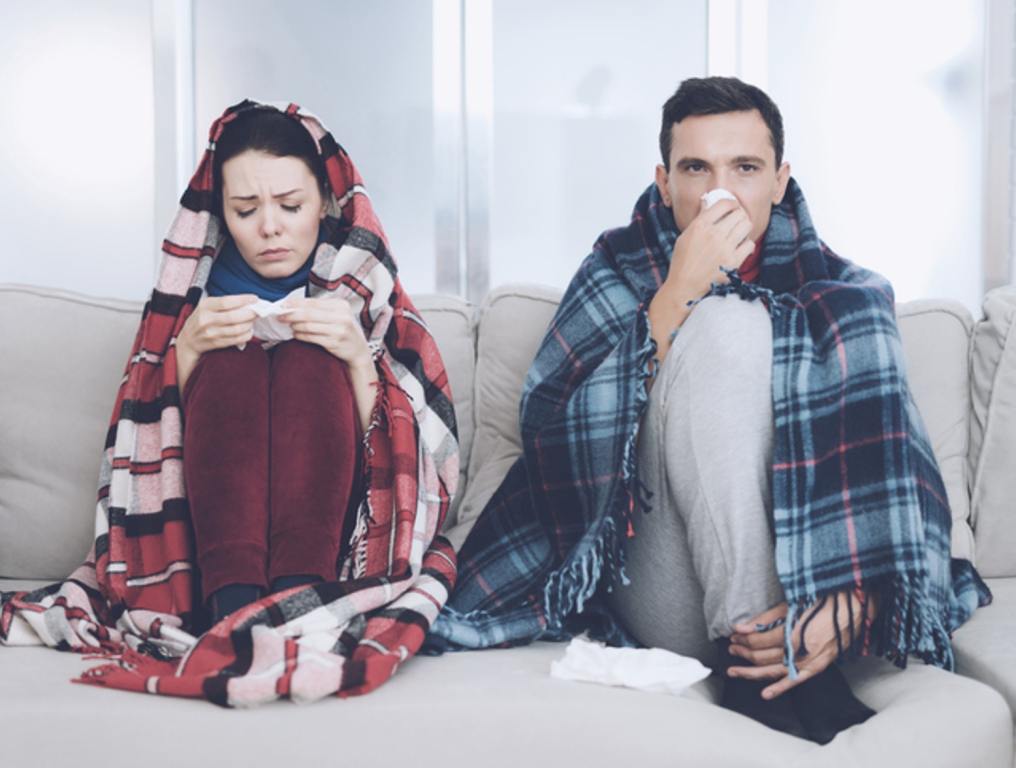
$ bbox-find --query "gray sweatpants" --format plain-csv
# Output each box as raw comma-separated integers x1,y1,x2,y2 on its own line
607,294,785,667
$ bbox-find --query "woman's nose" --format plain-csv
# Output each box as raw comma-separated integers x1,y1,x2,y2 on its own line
260,207,282,237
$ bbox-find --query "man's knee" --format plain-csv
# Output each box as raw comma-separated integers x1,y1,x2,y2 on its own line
666,294,771,377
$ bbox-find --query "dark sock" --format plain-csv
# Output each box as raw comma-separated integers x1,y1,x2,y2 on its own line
270,574,323,593
715,639,808,740
789,663,876,745
209,583,264,624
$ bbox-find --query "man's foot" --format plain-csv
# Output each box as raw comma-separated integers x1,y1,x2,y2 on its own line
789,663,876,745
715,639,809,739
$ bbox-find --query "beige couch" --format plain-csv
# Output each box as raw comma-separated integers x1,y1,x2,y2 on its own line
2,282,1015,768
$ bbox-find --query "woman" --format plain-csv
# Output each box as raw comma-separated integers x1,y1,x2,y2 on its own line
179,105,383,624
0,100,460,707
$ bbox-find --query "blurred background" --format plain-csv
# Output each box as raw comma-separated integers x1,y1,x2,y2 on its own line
1,0,1013,315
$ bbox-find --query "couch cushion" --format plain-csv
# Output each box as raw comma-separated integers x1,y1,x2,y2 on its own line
0,285,142,579
0,588,1010,768
450,285,562,540
895,300,976,562
969,287,1016,577
413,294,475,527
953,577,1016,721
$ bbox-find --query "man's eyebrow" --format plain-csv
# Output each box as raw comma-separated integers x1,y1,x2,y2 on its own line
675,156,710,169
228,188,303,201
731,155,767,166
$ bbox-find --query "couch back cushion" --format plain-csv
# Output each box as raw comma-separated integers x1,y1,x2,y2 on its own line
454,288,977,561
968,286,1016,577
449,285,561,543
895,300,976,562
0,285,143,579
0,285,475,580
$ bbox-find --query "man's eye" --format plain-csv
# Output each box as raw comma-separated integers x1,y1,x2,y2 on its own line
739,164,758,172
686,164,705,173
236,209,255,218
282,204,302,213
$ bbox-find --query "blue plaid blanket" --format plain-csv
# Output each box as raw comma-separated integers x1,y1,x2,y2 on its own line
429,178,990,671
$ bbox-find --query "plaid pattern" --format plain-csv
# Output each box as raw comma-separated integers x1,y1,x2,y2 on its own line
0,100,459,706
429,179,989,672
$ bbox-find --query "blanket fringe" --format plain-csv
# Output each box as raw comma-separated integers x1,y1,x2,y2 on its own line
782,573,955,678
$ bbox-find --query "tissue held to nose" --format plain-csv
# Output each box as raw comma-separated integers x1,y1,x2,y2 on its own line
701,188,737,210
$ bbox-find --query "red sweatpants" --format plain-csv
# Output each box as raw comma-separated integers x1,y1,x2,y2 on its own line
182,340,361,602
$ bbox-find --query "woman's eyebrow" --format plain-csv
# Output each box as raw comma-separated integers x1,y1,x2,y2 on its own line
228,188,302,201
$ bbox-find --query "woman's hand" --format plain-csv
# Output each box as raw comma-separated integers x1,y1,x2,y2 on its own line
282,296,379,430
176,294,258,391
725,588,877,700
280,296,372,369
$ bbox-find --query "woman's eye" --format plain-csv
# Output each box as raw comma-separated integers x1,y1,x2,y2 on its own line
236,209,255,218
282,204,302,213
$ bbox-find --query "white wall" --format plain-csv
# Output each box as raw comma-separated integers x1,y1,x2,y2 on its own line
0,1,156,300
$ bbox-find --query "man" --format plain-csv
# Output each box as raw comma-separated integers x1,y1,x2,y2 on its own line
430,77,988,745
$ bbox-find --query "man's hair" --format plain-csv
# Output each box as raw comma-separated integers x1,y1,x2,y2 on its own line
659,77,784,169
213,106,329,208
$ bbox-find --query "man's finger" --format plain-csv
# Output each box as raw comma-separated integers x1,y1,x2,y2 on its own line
727,662,787,681
730,644,784,666
733,603,788,634
731,625,784,650
761,660,825,700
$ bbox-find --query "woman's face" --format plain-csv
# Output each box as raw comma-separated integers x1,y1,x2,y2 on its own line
220,150,327,279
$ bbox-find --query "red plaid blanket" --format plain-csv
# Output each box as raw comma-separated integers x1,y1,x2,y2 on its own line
0,100,459,706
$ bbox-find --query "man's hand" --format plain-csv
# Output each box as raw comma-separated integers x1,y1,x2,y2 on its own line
725,589,877,700
648,198,754,362
176,294,258,391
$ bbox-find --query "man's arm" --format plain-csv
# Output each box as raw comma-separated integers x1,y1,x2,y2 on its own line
647,197,754,372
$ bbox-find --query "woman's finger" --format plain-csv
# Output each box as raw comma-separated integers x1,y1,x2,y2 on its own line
289,321,345,338
203,294,258,311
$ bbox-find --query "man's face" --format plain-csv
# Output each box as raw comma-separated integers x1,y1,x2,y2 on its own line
655,109,790,245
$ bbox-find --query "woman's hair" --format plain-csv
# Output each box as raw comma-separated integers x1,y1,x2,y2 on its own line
212,106,330,210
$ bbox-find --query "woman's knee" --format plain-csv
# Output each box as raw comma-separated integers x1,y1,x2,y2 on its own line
183,343,268,408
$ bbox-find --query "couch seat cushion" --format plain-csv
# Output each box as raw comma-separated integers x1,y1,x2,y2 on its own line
1,577,1011,768
954,577,1016,720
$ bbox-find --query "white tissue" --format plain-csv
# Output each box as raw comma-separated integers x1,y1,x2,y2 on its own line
246,287,306,343
701,188,737,209
550,637,711,696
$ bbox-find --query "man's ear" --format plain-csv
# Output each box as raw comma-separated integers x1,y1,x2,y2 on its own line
655,164,672,207
772,161,791,204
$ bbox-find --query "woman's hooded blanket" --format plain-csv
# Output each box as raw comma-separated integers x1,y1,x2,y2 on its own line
0,101,460,707
430,179,989,673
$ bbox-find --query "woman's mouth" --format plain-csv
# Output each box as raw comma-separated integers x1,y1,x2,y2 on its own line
259,248,290,261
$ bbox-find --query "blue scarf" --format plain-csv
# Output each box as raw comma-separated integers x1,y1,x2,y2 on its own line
206,228,324,301
429,178,990,673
